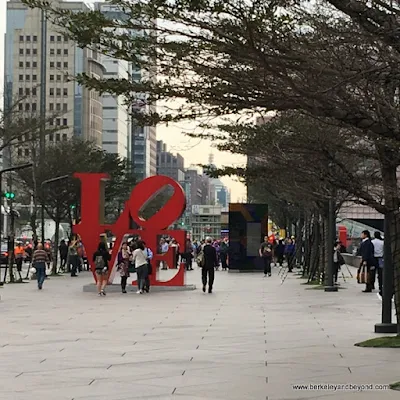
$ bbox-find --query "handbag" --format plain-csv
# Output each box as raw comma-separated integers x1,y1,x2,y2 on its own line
357,264,369,284
338,253,345,266
128,261,136,273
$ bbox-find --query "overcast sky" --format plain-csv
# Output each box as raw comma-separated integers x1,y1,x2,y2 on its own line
0,0,247,201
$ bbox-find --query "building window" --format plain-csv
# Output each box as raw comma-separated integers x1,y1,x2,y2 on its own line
25,88,30,96
18,103,23,111
50,35,54,42
26,35,31,41
63,62,68,68
33,61,37,68
57,49,61,55
25,149,29,157
50,48,55,55
57,35,62,42
32,103,37,111
26,61,30,68
26,48,30,55
19,88,23,95
19,74,23,81
49,103,54,111
33,35,37,42
49,120,54,126
63,118,67,126
50,61,54,68
49,88,54,96
63,103,68,112
49,133,54,141
63,88,68,96
64,49,68,56
63,35,68,43
50,74,54,81
32,87,37,96
62,133,67,141
32,75,37,81
56,118,61,126
57,74,61,81
25,103,30,111
56,133,61,141
18,148,22,157
56,88,61,96
33,48,37,55
19,61,23,68
25,75,30,81
19,48,23,55
19,35,24,42
57,61,61,68
56,103,61,111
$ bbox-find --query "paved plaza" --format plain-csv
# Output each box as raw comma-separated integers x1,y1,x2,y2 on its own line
0,265,399,400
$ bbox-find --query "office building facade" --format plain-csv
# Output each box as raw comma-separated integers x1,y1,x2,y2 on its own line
156,140,185,182
5,0,104,153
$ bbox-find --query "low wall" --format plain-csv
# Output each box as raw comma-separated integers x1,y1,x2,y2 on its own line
342,253,361,268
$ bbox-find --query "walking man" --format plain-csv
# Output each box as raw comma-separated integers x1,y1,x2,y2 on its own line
202,237,218,293
32,244,49,290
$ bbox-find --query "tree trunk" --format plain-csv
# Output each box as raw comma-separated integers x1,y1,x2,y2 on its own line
52,217,60,275
381,161,400,335
309,215,320,282
30,145,39,239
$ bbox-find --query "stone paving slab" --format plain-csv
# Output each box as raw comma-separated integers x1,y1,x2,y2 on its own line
0,265,398,400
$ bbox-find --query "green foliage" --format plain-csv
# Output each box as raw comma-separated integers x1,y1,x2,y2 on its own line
355,336,400,348
17,138,136,224
390,382,400,391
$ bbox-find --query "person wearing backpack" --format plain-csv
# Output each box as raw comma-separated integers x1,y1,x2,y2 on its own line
131,240,149,294
201,237,218,293
92,242,111,296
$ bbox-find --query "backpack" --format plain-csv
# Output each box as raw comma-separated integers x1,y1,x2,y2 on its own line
95,255,105,270
196,250,205,267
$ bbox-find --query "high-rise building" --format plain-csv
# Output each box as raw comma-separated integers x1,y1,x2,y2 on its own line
95,3,131,160
156,140,185,182
4,0,105,151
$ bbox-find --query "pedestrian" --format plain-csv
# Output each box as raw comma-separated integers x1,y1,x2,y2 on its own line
92,241,111,296
131,240,149,294
201,237,218,293
220,238,229,270
285,238,296,272
357,230,375,293
14,242,25,276
372,231,384,296
59,239,68,272
143,242,153,293
32,243,49,290
160,238,169,269
117,242,131,294
275,239,285,267
68,238,79,277
259,236,273,277
333,241,343,285
170,239,180,268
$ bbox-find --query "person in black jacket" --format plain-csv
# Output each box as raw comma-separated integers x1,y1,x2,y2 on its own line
202,237,218,293
92,242,111,296
357,230,375,293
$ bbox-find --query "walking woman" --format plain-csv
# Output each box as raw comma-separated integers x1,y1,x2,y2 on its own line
92,242,111,296
131,240,149,294
117,242,131,294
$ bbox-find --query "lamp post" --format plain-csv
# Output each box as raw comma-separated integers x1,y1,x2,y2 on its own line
374,213,397,333
0,164,33,243
0,164,33,284
40,175,69,244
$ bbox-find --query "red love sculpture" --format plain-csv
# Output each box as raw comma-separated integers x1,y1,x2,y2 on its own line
73,173,187,287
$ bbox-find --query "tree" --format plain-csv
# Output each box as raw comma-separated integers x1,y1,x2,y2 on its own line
17,138,136,273
22,0,400,331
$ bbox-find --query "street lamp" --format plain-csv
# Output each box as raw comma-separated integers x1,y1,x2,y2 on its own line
40,175,69,244
0,163,33,244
